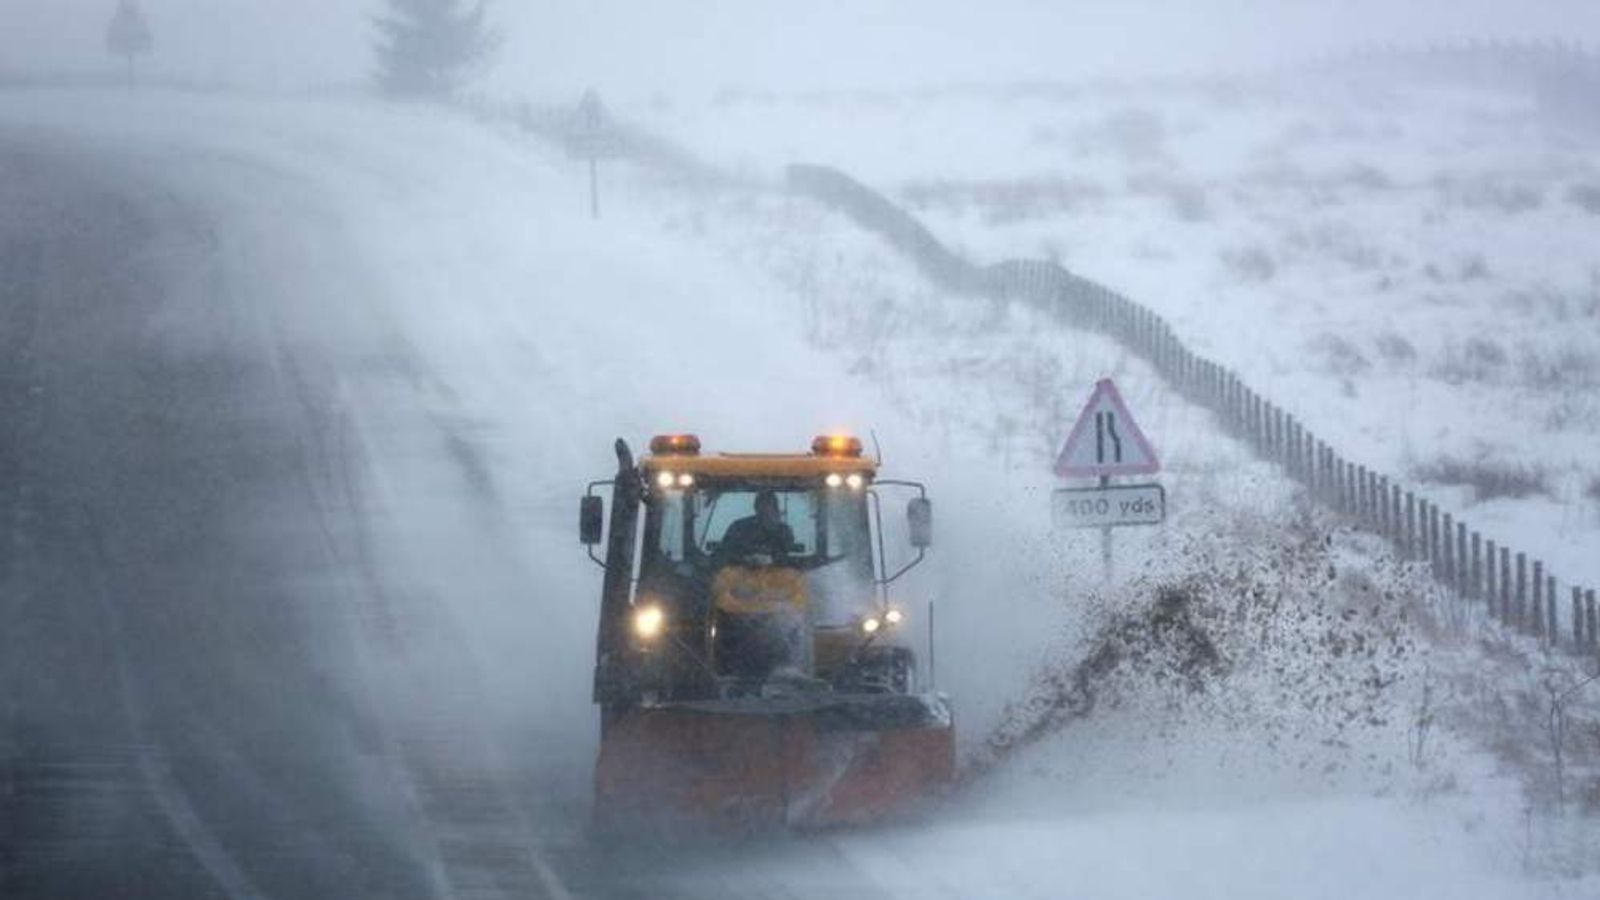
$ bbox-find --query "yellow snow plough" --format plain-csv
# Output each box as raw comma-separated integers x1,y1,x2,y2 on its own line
579,434,953,830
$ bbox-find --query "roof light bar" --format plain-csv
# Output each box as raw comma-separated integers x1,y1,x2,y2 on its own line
649,434,702,455
812,434,863,458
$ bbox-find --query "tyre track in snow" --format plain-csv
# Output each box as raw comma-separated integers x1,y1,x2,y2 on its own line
0,138,448,899
0,110,901,900
265,322,579,900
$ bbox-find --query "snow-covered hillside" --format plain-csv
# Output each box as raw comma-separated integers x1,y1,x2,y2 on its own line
638,76,1600,594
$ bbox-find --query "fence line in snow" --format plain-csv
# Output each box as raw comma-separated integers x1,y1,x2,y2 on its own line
787,163,1600,661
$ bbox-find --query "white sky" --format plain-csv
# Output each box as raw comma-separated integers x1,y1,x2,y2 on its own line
1,1,1597,98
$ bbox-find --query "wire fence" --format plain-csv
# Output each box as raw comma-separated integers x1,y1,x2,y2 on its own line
788,163,1600,662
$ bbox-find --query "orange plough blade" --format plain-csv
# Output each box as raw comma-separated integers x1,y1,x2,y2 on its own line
594,694,954,831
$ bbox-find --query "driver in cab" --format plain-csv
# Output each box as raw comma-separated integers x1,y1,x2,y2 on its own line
715,490,795,566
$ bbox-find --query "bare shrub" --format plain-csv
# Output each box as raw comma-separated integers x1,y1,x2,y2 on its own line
902,176,1107,223
1101,107,1168,159
1220,244,1276,282
1375,332,1418,367
1411,455,1551,502
1566,183,1600,215
1436,175,1544,214
1505,282,1600,323
1308,332,1371,377
1430,337,1508,384
1518,343,1600,390
1540,397,1600,431
1339,163,1394,191
1288,221,1385,270
1164,181,1211,222
1127,171,1211,222
1459,252,1491,281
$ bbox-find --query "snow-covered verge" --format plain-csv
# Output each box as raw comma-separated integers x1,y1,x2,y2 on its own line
3,86,1596,896
622,161,1600,894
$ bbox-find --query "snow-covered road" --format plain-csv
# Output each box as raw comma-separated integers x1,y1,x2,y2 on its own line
1,89,1590,899
0,90,929,899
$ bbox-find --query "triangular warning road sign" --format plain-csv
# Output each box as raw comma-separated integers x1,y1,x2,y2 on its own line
1054,378,1159,478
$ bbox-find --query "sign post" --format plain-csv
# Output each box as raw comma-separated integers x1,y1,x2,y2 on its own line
567,90,623,220
1052,378,1163,580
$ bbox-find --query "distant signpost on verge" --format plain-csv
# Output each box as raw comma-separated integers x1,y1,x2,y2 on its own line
566,89,624,220
1052,378,1164,578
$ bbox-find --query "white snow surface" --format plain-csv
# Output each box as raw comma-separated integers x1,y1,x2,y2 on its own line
2,87,1594,897
639,77,1600,594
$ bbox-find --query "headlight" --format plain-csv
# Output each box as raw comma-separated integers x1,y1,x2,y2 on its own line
861,616,881,635
884,608,904,626
845,473,865,490
676,473,694,487
633,604,664,640
825,473,844,488
656,471,675,488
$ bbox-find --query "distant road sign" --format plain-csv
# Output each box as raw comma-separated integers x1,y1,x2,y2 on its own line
1054,378,1159,478
1052,483,1166,529
565,132,624,159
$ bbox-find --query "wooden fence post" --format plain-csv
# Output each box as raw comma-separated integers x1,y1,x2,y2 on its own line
1354,465,1366,522
1516,553,1528,630
1470,532,1482,602
1574,587,1586,652
1433,499,1446,570
1442,513,1456,590
1547,574,1558,645
1501,547,1513,626
1532,561,1544,638
1486,539,1498,619
1589,590,1598,652
1405,493,1417,559
1286,417,1300,479
1456,523,1468,598
1390,486,1402,548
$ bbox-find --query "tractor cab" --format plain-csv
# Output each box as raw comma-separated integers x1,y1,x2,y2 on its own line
583,434,931,705
579,434,950,828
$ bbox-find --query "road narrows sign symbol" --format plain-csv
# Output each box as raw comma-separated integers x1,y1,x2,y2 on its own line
1054,378,1159,478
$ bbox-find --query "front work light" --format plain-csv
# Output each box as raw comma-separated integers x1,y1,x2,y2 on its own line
861,616,882,635
634,604,665,640
884,608,904,626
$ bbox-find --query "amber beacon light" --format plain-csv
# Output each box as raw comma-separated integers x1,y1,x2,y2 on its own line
811,434,863,457
649,434,702,455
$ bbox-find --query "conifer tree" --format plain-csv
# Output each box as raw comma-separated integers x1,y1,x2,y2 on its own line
372,0,499,100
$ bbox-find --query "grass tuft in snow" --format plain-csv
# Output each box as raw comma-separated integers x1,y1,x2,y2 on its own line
1430,337,1509,384
1309,331,1372,377
1219,243,1276,282
1411,455,1551,502
1565,183,1600,215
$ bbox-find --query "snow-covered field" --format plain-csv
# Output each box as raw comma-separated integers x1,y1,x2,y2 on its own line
4,82,1598,897
638,76,1600,594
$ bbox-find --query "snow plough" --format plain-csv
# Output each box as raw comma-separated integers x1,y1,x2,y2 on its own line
579,434,953,830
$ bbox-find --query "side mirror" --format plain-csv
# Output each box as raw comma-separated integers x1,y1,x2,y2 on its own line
908,497,932,549
580,496,604,545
